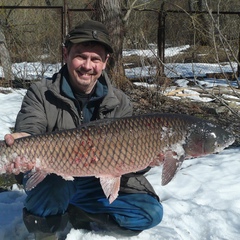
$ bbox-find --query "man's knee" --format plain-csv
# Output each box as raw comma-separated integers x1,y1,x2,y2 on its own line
24,174,76,216
146,201,163,229
134,198,163,230
112,193,163,231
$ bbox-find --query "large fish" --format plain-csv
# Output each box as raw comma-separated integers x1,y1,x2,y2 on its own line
0,113,235,203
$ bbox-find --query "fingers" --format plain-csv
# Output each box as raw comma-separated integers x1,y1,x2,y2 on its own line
4,134,15,145
4,132,30,146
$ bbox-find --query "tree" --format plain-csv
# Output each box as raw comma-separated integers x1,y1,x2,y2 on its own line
93,0,144,87
93,0,126,87
0,5,16,87
0,25,14,86
188,0,212,46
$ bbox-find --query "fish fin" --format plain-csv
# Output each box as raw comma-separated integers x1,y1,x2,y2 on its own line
61,175,74,181
25,171,48,191
99,176,121,204
162,151,185,185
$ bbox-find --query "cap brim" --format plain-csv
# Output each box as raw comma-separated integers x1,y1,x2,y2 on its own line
69,38,113,53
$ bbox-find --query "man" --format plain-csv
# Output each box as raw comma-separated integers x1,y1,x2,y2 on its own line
4,20,163,240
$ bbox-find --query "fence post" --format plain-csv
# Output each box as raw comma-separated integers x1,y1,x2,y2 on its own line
61,1,68,66
0,26,14,87
238,31,240,78
157,6,166,77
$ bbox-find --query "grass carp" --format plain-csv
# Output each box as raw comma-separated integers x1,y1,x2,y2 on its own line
0,113,235,203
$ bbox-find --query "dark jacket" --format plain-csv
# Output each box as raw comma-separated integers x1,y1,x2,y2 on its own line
15,65,132,134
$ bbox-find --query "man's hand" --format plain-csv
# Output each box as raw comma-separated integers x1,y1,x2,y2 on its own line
3,132,31,176
4,132,30,146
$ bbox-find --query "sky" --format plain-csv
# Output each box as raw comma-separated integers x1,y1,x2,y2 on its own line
0,46,239,240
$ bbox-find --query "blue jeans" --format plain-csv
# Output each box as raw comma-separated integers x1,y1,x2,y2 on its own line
23,174,163,231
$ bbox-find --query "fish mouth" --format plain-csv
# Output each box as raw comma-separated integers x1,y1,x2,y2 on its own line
214,135,235,153
224,135,235,148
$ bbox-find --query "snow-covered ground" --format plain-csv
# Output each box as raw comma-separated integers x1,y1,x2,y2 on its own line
0,45,240,239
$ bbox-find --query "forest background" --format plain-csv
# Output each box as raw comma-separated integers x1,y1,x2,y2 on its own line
0,0,240,88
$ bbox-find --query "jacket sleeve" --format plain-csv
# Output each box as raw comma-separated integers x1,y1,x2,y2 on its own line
14,82,48,135
117,92,133,118
112,88,133,118
120,173,160,202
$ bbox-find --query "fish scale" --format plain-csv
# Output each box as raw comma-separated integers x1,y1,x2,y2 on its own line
0,113,235,203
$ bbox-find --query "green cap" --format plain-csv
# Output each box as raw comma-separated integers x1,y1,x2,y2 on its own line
65,20,113,53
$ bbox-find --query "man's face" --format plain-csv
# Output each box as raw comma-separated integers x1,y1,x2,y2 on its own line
64,43,109,93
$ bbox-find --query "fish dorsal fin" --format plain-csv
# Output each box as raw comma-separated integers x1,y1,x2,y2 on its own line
99,176,121,204
162,151,185,185
25,171,48,191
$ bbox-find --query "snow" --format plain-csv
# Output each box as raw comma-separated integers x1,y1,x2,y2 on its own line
0,45,240,239
123,44,190,58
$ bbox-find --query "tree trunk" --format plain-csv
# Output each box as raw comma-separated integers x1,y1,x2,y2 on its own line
94,0,127,88
0,27,14,87
188,0,211,46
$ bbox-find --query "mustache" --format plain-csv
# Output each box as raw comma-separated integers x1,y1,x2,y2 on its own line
76,68,96,75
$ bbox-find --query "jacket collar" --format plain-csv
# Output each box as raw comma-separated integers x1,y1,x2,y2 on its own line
51,64,120,110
